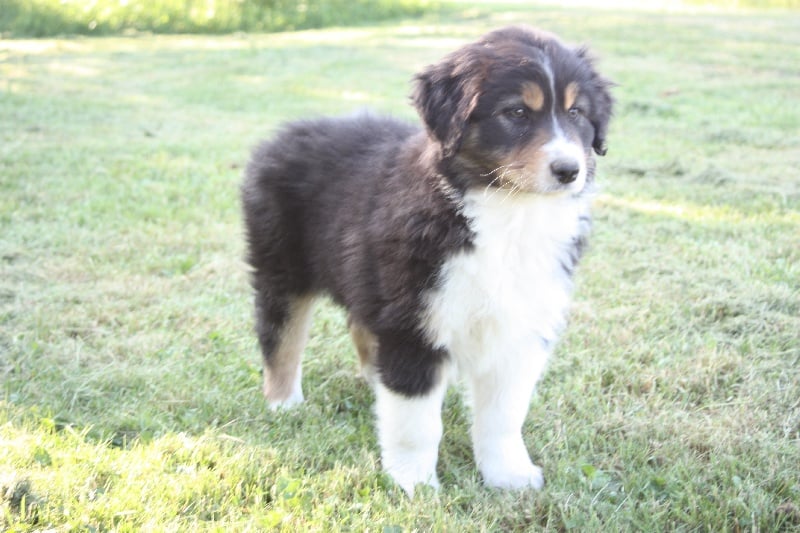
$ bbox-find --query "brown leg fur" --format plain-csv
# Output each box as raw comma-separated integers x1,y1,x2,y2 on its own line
263,295,315,407
347,314,378,383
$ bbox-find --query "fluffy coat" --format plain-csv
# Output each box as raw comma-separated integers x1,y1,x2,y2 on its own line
241,25,613,494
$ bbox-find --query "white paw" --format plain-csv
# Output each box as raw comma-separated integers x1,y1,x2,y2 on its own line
267,388,304,410
384,460,440,497
264,364,304,410
480,458,544,490
374,380,446,497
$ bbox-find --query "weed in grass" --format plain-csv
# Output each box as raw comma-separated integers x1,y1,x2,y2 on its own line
1,476,42,525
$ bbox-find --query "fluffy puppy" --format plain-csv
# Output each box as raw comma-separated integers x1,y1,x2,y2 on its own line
241,25,613,494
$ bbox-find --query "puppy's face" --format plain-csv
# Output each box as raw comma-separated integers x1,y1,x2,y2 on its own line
463,70,599,195
413,26,613,195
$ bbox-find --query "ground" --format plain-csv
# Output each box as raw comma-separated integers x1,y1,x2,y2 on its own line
1,3,799,530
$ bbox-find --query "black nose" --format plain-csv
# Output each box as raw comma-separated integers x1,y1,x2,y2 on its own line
550,158,580,184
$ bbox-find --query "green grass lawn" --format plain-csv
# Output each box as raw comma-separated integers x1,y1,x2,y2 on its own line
2,3,799,531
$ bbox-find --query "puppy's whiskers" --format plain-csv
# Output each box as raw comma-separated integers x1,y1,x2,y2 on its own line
482,172,506,199
481,163,526,202
481,164,513,197
480,165,514,177
501,180,523,204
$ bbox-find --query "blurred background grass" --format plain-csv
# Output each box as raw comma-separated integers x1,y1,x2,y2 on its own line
1,0,798,38
0,0,440,37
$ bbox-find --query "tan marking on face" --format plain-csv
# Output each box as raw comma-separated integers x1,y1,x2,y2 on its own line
495,132,550,193
521,82,545,112
565,82,580,111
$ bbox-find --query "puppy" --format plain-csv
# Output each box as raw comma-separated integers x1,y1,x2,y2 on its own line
241,25,613,494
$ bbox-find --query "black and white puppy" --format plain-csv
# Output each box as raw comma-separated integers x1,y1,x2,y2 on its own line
241,26,613,494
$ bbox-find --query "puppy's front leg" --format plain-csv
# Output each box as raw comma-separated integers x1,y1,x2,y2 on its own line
469,346,549,490
374,376,447,496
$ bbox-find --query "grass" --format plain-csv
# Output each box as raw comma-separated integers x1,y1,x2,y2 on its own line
2,3,799,530
0,0,439,37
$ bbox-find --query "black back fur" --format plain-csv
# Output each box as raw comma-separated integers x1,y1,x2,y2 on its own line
242,26,613,396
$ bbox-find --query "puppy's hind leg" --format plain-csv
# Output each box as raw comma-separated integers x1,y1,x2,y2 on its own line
255,293,316,409
347,314,378,385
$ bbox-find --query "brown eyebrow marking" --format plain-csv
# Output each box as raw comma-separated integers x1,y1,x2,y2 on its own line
565,81,580,110
521,82,545,112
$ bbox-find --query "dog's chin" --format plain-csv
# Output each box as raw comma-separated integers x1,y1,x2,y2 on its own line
539,179,589,197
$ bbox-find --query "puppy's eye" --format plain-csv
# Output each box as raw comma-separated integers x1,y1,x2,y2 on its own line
568,106,584,119
505,107,528,120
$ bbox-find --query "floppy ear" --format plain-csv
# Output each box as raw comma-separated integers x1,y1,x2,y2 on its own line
590,80,613,156
577,47,614,156
411,49,483,158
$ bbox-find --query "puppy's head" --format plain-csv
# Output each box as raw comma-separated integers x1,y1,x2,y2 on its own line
412,26,614,195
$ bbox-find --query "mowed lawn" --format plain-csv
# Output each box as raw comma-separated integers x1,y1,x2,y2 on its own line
1,3,799,531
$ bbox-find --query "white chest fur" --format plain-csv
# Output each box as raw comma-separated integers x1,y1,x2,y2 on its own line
423,190,590,375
